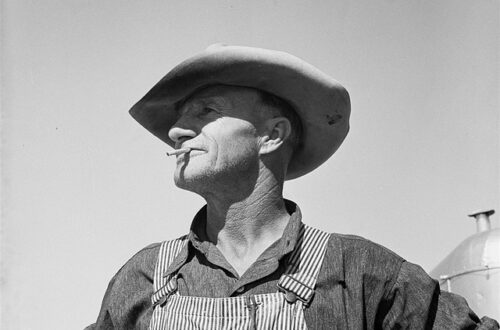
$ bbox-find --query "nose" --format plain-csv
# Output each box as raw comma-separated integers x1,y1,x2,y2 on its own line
168,122,197,145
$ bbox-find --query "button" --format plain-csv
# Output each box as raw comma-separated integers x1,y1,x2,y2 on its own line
236,286,245,293
285,291,297,303
158,295,168,307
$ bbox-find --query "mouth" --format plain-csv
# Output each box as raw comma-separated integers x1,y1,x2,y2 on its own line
175,147,206,162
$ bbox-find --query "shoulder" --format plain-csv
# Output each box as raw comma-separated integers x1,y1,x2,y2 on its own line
91,240,182,328
115,243,161,279
322,232,405,287
112,235,188,281
310,232,407,327
91,242,162,328
328,232,404,266
106,235,190,296
105,242,162,306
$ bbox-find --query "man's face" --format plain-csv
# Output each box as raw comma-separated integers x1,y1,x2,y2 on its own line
168,85,266,195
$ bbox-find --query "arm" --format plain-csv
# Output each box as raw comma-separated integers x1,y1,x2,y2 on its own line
381,261,499,329
86,243,160,330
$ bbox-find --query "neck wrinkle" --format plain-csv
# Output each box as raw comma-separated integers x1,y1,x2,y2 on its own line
204,173,289,255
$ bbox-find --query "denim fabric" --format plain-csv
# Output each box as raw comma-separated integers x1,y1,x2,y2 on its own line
87,202,499,329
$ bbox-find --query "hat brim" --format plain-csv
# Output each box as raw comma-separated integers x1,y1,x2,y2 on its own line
129,45,350,180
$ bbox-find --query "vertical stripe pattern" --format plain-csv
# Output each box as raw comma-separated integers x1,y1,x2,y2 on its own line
151,236,188,307
278,225,331,304
149,225,330,330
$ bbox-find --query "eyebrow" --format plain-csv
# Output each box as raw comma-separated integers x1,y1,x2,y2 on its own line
178,96,231,116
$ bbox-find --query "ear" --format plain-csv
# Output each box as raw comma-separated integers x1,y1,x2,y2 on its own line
259,117,292,155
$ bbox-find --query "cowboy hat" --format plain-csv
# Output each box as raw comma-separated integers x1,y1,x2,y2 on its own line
129,44,350,180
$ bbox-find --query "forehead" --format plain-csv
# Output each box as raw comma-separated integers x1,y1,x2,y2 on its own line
179,85,262,114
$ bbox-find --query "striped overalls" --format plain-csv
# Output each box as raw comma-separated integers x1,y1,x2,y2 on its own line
149,225,330,330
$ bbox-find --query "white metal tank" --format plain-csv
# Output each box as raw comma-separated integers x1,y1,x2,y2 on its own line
430,209,500,320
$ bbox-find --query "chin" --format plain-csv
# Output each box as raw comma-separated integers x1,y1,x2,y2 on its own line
173,169,214,195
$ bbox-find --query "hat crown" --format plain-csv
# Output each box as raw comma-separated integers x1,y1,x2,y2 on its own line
129,45,350,180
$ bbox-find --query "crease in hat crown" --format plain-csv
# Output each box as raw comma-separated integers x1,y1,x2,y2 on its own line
129,44,351,180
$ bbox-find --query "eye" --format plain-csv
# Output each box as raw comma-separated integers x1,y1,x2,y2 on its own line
197,107,218,117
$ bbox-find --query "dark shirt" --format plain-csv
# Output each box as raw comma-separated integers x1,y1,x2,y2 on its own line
88,202,499,329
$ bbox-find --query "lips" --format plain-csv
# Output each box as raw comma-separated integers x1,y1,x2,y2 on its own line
175,142,205,152
184,146,205,153
176,147,207,161
187,149,206,156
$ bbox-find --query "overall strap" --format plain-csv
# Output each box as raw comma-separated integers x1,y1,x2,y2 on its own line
278,224,330,306
151,236,188,307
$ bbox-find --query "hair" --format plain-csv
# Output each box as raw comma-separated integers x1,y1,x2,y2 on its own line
257,90,303,154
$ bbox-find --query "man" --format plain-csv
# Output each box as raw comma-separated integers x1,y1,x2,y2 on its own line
88,45,498,329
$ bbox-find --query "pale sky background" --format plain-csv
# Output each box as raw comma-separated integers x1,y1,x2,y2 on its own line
1,1,499,329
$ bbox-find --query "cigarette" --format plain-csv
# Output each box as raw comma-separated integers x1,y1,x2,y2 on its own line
166,148,191,156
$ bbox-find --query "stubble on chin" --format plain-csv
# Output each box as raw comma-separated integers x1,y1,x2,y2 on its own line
173,167,215,197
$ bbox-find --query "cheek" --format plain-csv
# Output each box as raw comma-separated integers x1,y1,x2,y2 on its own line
202,118,260,167
215,132,259,168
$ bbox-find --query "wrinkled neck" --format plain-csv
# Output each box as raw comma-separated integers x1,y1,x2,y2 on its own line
204,171,289,250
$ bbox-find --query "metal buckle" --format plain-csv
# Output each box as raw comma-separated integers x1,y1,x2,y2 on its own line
277,281,315,306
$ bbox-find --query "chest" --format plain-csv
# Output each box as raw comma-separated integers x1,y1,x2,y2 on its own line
149,225,332,329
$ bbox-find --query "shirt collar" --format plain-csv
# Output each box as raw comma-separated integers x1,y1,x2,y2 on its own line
163,199,304,278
